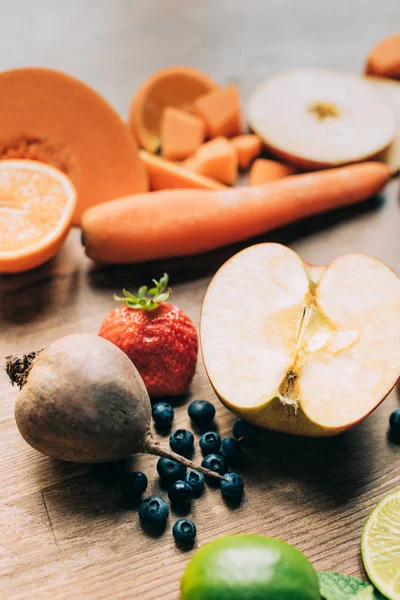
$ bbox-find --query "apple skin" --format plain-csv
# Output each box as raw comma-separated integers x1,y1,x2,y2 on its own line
200,255,399,438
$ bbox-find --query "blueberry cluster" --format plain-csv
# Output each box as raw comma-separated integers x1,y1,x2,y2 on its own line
113,399,257,547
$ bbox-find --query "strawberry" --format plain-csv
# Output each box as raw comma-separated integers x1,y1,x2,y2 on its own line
99,274,198,397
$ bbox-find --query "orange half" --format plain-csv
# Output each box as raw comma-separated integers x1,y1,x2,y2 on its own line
0,160,76,273
129,66,218,153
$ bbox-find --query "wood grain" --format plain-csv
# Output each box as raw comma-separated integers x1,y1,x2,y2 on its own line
1,2,400,599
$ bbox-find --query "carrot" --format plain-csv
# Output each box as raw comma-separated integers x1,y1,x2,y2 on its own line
365,34,400,79
231,134,262,169
194,85,242,138
161,107,205,160
185,137,238,185
82,162,391,264
139,150,225,191
248,158,295,186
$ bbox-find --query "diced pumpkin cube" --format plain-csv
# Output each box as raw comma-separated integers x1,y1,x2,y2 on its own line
161,107,205,160
194,85,242,138
185,137,238,185
248,159,295,186
231,134,262,169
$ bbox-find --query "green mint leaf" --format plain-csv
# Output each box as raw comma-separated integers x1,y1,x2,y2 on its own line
138,286,147,298
114,274,171,311
155,292,169,302
148,287,158,296
318,572,369,599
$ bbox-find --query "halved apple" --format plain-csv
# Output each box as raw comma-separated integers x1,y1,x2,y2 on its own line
248,68,396,169
365,75,400,171
201,244,400,436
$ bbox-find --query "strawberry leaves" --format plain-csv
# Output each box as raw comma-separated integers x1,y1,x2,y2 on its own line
114,273,171,311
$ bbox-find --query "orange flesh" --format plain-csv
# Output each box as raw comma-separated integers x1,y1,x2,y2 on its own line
365,34,400,78
249,159,295,186
139,150,226,191
161,107,205,160
129,66,218,152
82,162,390,264
194,84,243,138
0,160,76,272
231,134,262,169
0,67,147,225
185,137,238,185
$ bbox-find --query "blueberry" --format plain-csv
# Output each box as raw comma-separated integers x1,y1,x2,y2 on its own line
169,429,194,455
157,457,187,483
120,472,148,497
185,470,205,497
232,419,258,447
168,480,193,505
152,402,174,427
199,431,221,455
221,437,242,465
138,496,169,524
201,453,227,476
220,472,244,503
173,519,196,545
389,409,400,440
188,400,216,426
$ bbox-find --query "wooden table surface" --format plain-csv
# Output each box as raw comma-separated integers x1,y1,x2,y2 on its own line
1,2,399,599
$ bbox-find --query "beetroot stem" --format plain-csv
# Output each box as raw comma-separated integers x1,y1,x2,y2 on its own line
5,351,42,389
144,435,224,481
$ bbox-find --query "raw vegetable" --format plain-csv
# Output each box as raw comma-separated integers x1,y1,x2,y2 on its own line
0,160,76,273
248,158,295,186
231,134,262,169
5,333,222,479
194,84,242,138
0,67,147,224
160,107,205,160
128,66,218,153
318,572,383,599
82,161,391,264
139,150,226,191
185,137,238,185
365,34,400,79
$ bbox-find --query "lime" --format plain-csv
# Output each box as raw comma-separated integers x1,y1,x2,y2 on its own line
361,489,400,600
180,534,320,600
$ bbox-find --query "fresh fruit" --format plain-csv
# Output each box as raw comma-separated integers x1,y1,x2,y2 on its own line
99,274,198,398
220,473,244,503
185,470,205,497
201,243,400,436
188,400,216,426
361,489,400,600
248,68,395,168
0,160,76,273
0,67,147,224
201,453,227,476
161,107,205,160
184,137,238,185
365,34,400,79
120,472,148,497
157,457,187,484
231,134,262,169
152,402,174,427
139,150,226,191
365,76,400,171
138,495,169,524
317,571,377,599
5,334,222,479
220,437,242,464
194,84,242,138
389,409,400,440
199,431,221,455
180,534,320,600
248,158,295,186
81,162,391,264
129,66,218,153
168,480,193,506
173,519,197,545
169,429,194,455
232,419,258,447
